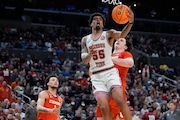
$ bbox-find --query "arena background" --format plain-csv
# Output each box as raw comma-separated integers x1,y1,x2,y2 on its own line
0,0,180,120
0,0,179,67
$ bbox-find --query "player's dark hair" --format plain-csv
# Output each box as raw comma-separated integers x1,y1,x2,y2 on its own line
125,36,133,52
45,74,58,89
88,12,106,26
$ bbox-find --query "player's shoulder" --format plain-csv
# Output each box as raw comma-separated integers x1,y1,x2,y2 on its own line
107,29,115,32
81,35,89,42
39,90,48,96
123,51,132,54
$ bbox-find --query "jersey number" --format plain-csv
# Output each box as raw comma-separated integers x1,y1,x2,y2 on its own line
93,50,105,60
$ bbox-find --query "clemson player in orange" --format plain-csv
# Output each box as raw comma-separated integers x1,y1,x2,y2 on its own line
96,37,134,120
37,74,63,120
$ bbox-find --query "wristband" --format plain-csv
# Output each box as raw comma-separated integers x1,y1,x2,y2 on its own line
129,22,133,24
81,53,89,59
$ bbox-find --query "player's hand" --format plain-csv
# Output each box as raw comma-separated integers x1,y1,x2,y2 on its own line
89,44,96,55
126,7,134,23
50,108,60,114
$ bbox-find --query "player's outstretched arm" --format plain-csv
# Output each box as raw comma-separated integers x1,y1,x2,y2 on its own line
120,7,134,37
111,7,134,39
112,57,134,67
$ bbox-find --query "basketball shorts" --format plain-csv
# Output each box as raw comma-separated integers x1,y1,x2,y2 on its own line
90,67,122,94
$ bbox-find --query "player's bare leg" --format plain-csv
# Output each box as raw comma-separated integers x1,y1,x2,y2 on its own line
95,92,113,120
111,87,132,120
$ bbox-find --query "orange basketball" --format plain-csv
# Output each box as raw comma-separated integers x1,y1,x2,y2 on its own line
112,4,129,24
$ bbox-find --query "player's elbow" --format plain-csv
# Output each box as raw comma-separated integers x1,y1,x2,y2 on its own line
36,105,40,111
36,105,42,111
81,53,90,65
129,62,134,67
128,60,134,68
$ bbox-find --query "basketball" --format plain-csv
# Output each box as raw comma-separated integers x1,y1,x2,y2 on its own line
111,4,129,24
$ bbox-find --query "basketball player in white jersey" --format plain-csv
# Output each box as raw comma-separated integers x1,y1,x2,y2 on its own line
81,10,134,120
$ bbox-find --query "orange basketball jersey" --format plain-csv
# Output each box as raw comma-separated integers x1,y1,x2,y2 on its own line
37,90,63,120
111,52,133,92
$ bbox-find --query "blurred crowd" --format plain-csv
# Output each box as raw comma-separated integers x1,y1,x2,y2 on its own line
0,25,82,53
0,25,179,120
131,33,180,57
0,26,180,57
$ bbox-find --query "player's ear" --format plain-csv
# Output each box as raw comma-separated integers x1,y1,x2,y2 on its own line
46,81,50,87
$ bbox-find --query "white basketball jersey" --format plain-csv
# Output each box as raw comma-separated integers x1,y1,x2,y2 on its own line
86,31,114,72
